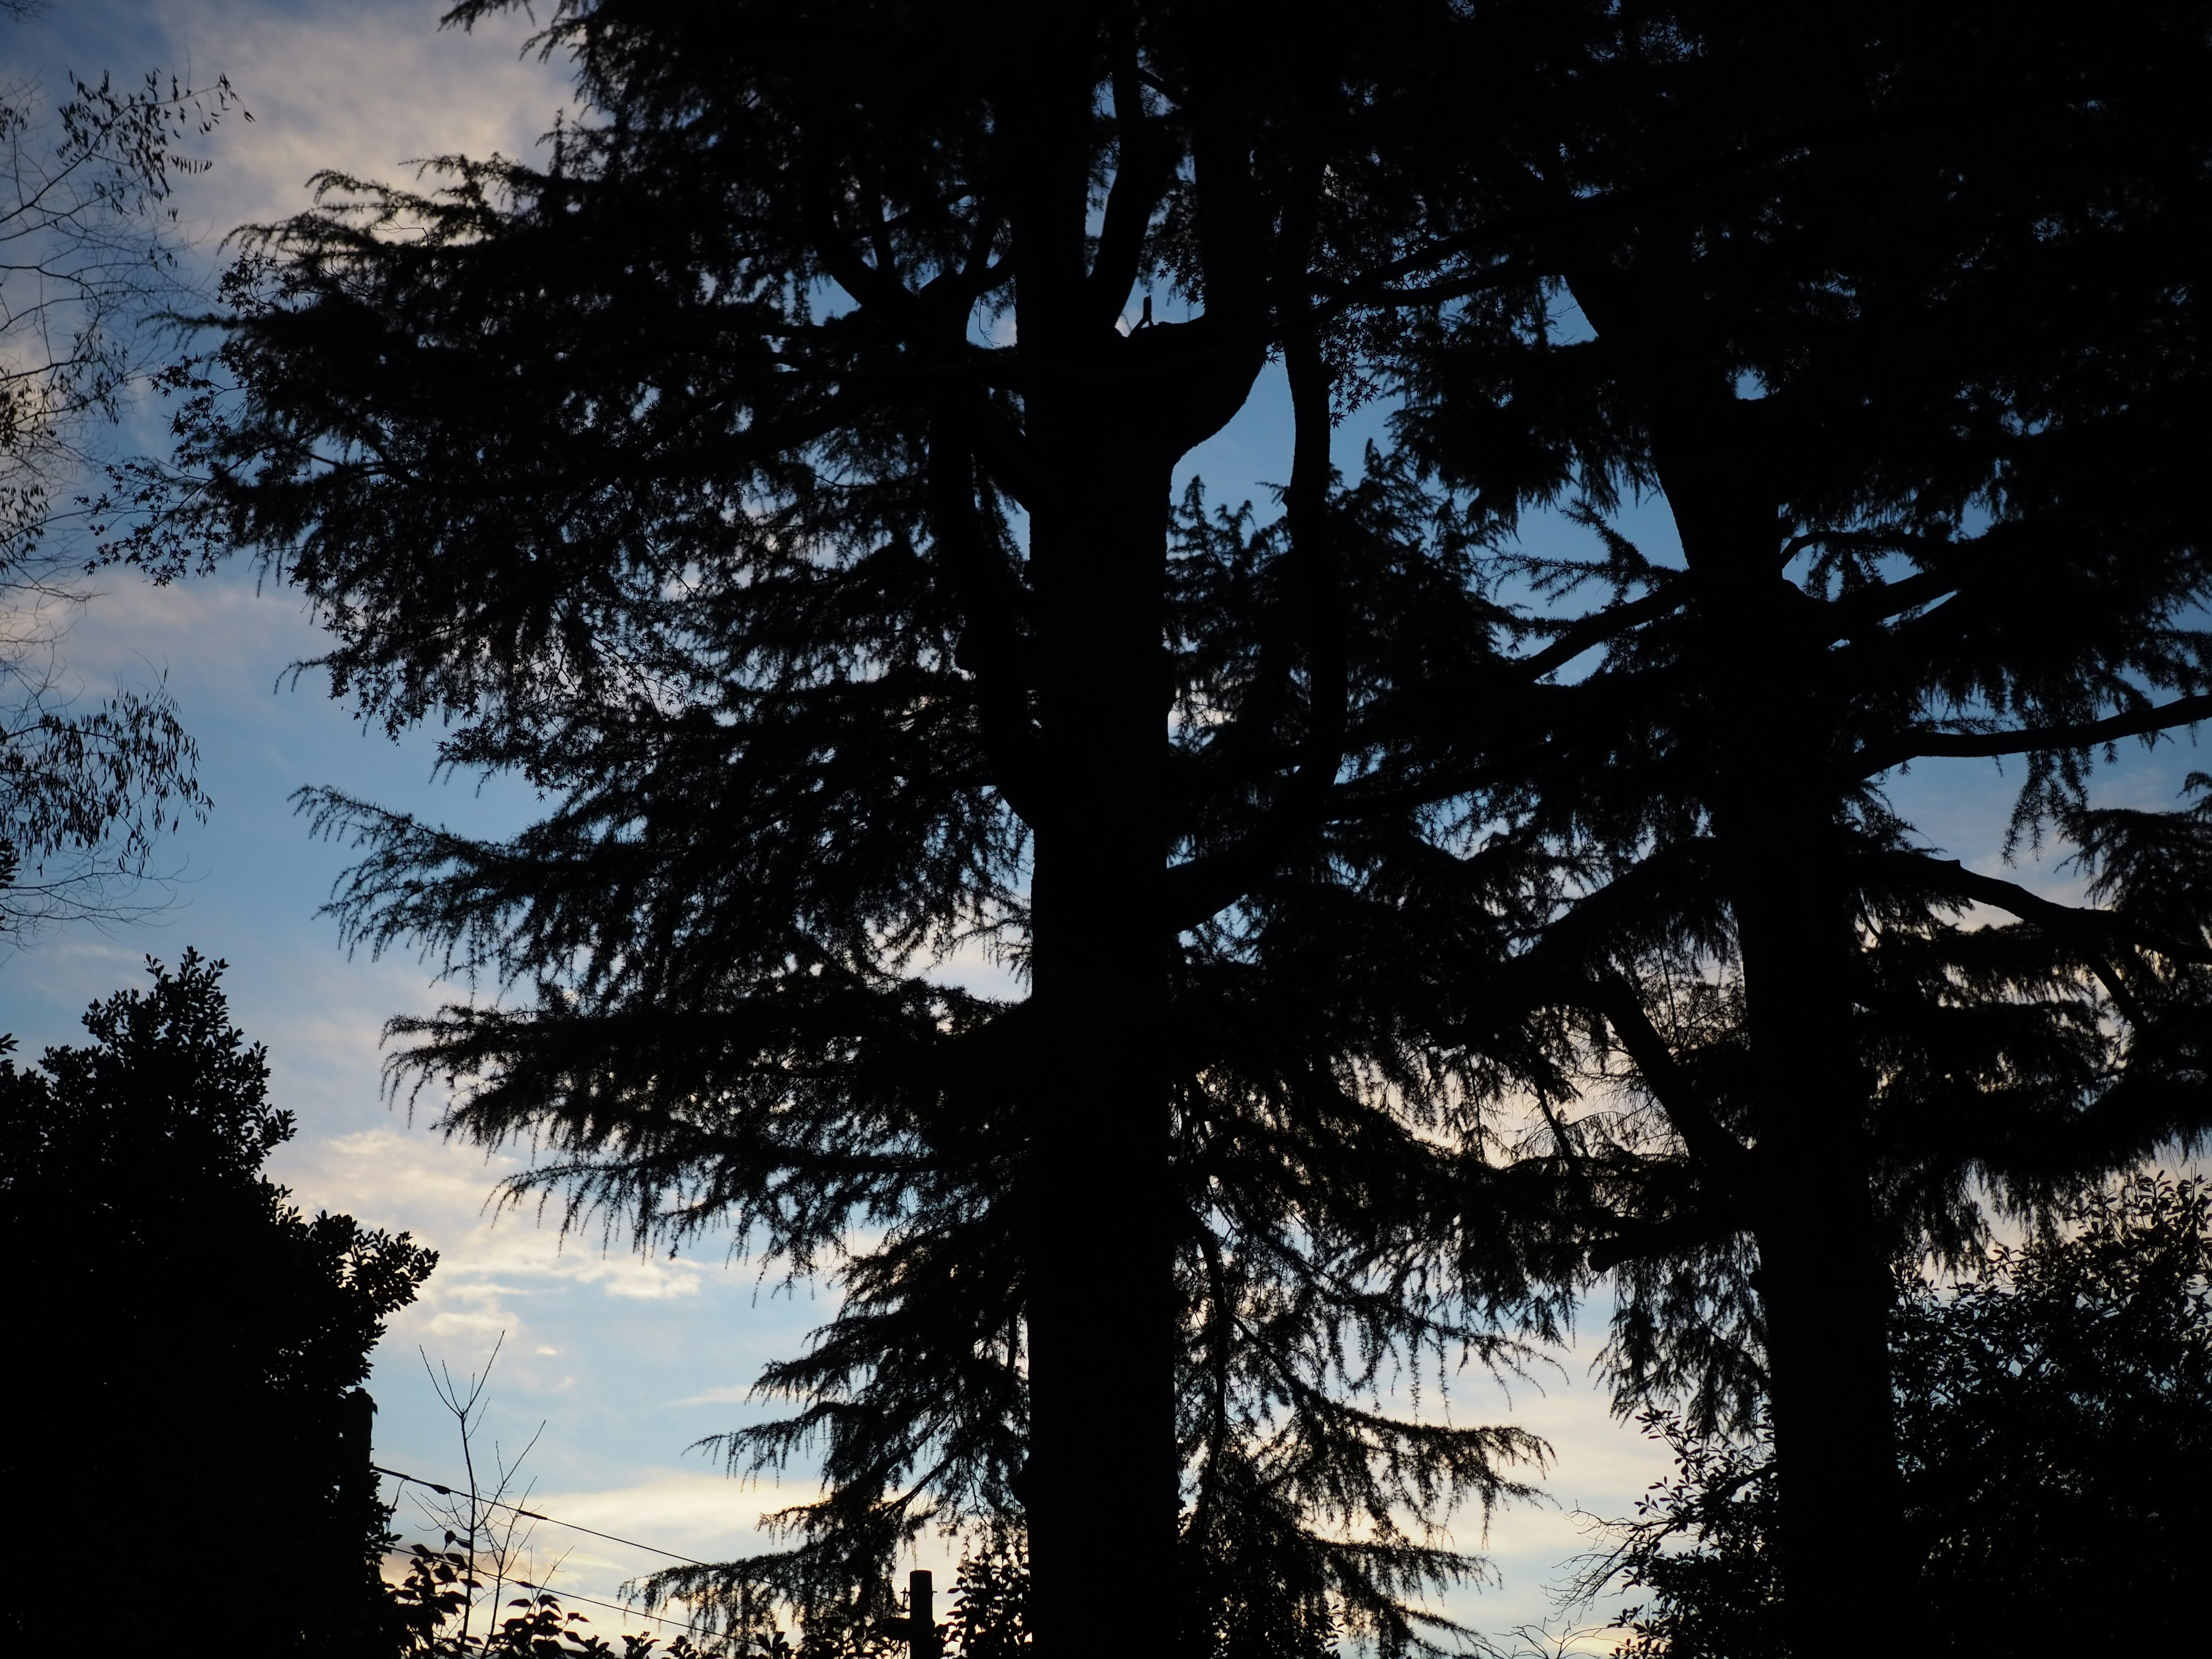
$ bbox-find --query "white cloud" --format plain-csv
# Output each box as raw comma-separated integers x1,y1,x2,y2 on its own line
4,1,574,247
668,1384,757,1408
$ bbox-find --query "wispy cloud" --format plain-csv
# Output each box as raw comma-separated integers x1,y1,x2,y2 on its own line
668,1384,757,1409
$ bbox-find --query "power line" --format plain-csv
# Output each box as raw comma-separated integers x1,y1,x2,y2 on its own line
374,1463,716,1567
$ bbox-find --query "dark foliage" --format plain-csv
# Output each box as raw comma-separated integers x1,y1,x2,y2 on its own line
1595,1174,2212,1658
1305,5,2212,1650
947,1527,1028,1659
385,1543,713,1657
0,952,436,1653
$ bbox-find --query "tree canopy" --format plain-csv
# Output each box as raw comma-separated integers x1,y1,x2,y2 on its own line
0,952,437,1653
158,2,1572,1653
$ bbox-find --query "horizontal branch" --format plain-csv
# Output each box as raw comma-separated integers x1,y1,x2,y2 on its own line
1586,1210,1738,1275
1869,851,2196,1020
1855,692,2212,777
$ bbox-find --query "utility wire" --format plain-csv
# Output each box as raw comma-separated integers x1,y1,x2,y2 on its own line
374,1463,715,1567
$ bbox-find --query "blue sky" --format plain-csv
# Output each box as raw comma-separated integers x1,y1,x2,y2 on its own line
3,2,2205,1647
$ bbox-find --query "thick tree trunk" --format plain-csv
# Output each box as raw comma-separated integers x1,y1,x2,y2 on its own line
1733,857,1905,1659
994,21,1260,1641
1662,410,1909,1658
990,14,1180,1643
1021,437,1180,1659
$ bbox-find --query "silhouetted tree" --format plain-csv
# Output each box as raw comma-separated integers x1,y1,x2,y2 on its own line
946,1527,1027,1659
0,952,436,1653
1337,5,2212,1652
1589,1175,2212,1658
139,5,1578,1656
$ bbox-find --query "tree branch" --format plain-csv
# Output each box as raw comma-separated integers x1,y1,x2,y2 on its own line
1589,972,1754,1185
1505,586,1684,682
1084,17,1175,328
1854,692,2212,778
1868,851,2198,1021
1586,1210,1738,1275
1161,329,1343,932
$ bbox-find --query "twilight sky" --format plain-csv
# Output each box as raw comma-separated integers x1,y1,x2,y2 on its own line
2,3,2202,1649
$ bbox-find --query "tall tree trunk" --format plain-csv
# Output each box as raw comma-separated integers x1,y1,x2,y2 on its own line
996,20,1258,1642
1719,634,1905,1656
1662,405,1907,1658
1022,428,1179,1659
1734,848,1904,1659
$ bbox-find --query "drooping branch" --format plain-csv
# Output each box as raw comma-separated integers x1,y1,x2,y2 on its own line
1873,851,2210,966
1866,851,2189,1027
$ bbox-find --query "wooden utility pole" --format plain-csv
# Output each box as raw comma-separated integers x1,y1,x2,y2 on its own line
893,1569,942,1659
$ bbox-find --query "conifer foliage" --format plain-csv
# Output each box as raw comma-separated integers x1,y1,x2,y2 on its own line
1355,6,2212,1652
157,4,1567,1655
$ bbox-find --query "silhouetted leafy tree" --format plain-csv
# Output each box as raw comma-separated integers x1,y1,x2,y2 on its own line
0,952,436,1653
1590,1174,2212,1658
1591,1419,1782,1659
139,4,1580,1656
947,1527,1027,1659
385,1541,717,1656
